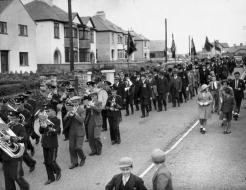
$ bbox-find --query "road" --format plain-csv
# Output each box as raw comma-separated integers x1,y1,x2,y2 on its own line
0,67,245,190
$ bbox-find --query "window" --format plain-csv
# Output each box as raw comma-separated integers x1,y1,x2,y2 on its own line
54,23,59,38
112,33,114,44
117,49,124,59
19,52,28,66
144,41,147,47
65,47,78,62
144,53,147,58
19,25,28,36
0,22,7,34
79,28,89,40
117,35,123,44
64,27,69,38
90,31,94,43
111,49,115,59
73,28,78,38
79,48,90,62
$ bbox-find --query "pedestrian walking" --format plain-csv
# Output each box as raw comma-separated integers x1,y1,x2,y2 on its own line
151,149,173,190
105,157,147,190
197,84,213,134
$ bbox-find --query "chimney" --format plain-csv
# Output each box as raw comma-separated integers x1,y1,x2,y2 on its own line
95,11,106,20
240,43,243,46
37,0,53,6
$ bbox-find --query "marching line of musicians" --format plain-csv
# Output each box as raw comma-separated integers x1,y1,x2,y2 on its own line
0,56,244,190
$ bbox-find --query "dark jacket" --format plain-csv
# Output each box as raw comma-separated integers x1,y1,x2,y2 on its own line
105,95,122,117
230,79,245,98
105,173,147,190
139,80,151,99
39,116,61,148
157,77,169,95
178,71,189,88
221,95,235,113
199,69,210,85
170,76,182,96
85,100,103,127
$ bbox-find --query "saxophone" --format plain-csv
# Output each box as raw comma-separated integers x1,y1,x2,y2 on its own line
0,118,25,158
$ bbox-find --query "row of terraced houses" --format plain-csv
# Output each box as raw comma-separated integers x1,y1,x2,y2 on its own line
0,0,150,73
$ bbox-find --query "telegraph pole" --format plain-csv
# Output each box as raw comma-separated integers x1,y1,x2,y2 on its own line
68,0,74,71
165,18,167,62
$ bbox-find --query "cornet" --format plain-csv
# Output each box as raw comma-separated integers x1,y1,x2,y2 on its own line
0,118,25,158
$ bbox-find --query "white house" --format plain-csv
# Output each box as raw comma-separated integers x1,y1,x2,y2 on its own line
0,0,37,73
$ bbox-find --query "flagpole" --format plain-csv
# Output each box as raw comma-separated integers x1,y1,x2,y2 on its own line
127,30,130,74
165,18,167,63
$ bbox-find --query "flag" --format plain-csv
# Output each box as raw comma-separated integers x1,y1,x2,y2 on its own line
191,38,197,56
171,33,176,58
214,40,221,52
127,31,137,56
204,36,213,51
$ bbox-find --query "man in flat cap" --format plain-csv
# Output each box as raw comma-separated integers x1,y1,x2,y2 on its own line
151,149,173,190
105,157,147,190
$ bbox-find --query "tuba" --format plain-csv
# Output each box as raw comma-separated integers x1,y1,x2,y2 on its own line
0,118,25,158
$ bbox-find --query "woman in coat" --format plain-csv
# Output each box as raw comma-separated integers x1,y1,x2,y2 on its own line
197,84,213,134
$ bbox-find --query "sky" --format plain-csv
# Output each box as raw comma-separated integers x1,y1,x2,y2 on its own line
22,0,246,54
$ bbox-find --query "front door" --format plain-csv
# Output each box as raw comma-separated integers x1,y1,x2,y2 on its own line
1,51,9,73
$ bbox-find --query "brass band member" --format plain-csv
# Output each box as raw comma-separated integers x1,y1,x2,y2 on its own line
85,92,103,156
39,104,61,185
0,111,30,190
63,96,86,169
105,86,122,145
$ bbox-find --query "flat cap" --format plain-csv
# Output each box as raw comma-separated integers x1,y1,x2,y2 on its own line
118,157,133,168
69,96,82,101
151,149,166,164
104,81,112,86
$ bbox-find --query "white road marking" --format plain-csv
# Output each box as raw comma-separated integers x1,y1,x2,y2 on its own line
139,120,200,178
139,68,246,178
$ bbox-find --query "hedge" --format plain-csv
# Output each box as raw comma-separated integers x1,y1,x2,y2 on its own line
0,81,39,97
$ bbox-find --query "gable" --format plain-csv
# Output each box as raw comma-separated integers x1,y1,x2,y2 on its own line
73,15,82,25
86,20,93,28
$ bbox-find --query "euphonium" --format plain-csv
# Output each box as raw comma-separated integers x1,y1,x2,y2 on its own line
0,118,25,158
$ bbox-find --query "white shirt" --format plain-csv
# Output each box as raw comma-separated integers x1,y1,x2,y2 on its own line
122,175,130,186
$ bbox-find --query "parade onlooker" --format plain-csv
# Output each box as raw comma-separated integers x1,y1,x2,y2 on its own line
197,84,213,134
105,157,147,190
199,65,210,85
139,74,151,118
157,72,169,111
209,75,221,113
170,71,182,107
124,77,135,116
220,87,235,134
151,149,173,190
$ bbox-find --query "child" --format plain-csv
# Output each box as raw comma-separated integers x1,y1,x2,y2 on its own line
220,87,235,134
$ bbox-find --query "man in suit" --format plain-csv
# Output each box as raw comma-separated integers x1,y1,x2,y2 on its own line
138,74,152,118
199,64,210,85
156,72,169,111
178,67,189,103
209,75,221,113
63,96,86,169
230,72,245,116
133,72,141,111
151,149,173,190
170,71,182,107
105,157,147,190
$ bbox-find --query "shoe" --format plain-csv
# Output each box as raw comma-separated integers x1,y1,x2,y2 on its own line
69,164,78,169
125,113,129,116
131,111,134,115
44,179,55,185
56,172,61,181
79,157,86,166
223,131,227,134
164,107,167,111
157,110,162,112
111,141,116,145
101,129,107,132
96,151,101,155
117,140,121,144
141,115,145,118
226,131,231,134
29,163,36,172
89,152,97,156
35,137,40,145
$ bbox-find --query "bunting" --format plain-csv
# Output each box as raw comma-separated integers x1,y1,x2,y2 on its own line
191,38,197,56
204,36,213,52
171,33,176,58
127,31,137,56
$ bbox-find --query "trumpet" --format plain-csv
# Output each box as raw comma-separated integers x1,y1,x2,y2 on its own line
38,110,55,128
0,118,25,158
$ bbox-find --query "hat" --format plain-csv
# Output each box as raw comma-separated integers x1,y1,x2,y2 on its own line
25,90,32,95
234,71,240,75
118,157,133,168
201,84,209,91
50,85,57,89
114,76,119,80
110,85,118,91
151,149,166,164
104,81,112,86
69,96,82,102
61,81,70,87
14,96,24,104
86,81,95,86
66,86,75,92
43,103,54,111
141,74,146,78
